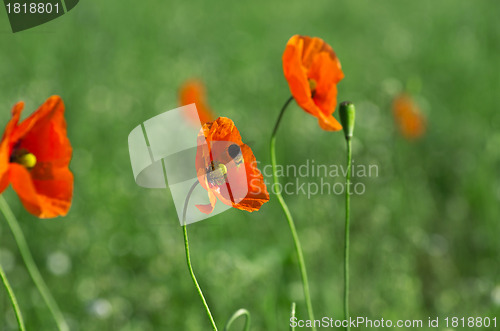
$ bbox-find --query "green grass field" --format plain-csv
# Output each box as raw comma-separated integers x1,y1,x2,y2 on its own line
0,0,499,329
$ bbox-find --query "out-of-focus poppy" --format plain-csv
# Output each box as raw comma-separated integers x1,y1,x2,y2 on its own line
392,93,426,139
282,35,344,131
195,117,269,214
179,80,216,125
0,96,73,218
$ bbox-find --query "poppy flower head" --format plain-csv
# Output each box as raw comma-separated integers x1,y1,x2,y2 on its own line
0,96,73,218
179,79,216,125
195,117,269,214
392,93,426,140
283,35,345,131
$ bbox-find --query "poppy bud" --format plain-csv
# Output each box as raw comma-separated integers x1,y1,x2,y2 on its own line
339,101,355,140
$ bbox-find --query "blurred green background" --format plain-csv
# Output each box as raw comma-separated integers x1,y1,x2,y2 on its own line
0,0,499,329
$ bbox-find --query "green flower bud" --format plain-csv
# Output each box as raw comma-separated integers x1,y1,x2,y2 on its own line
339,101,355,140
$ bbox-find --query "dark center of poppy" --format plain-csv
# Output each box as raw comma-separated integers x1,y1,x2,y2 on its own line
206,161,228,186
10,148,37,169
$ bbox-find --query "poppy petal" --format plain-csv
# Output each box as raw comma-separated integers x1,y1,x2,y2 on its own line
195,117,244,181
31,161,73,216
213,156,248,206
14,96,71,165
300,36,329,67
316,109,343,131
179,80,215,125
195,117,269,213
283,38,311,107
282,35,344,131
0,102,24,193
309,52,343,114
393,94,426,139
203,118,244,145
9,163,42,217
9,163,72,218
204,144,269,211
196,188,217,214
233,144,269,212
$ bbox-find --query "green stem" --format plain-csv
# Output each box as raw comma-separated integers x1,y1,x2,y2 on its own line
343,139,352,331
270,96,316,331
0,263,26,331
160,159,217,330
181,180,218,331
290,302,296,331
224,308,250,331
0,195,68,331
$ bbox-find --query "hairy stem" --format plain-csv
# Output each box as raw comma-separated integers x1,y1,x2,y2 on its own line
224,308,250,331
0,263,26,331
270,96,316,330
343,139,352,331
161,157,218,331
0,195,68,331
181,181,218,330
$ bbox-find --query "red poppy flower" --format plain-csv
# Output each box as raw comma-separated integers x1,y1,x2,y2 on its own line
282,35,345,131
392,93,426,139
179,79,216,125
195,117,269,214
0,96,73,218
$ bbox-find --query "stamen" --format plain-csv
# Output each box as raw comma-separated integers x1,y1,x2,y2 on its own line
308,79,317,92
10,149,37,169
206,161,228,186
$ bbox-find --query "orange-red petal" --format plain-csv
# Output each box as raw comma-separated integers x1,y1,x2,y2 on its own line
9,163,42,216
195,117,243,182
195,117,269,213
9,162,72,218
195,187,217,214
233,144,269,212
30,161,73,217
0,96,73,218
179,80,215,125
13,96,72,164
392,94,426,140
0,102,24,193
282,35,344,131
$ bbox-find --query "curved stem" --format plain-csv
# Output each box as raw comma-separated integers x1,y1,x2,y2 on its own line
271,96,294,138
343,139,352,331
0,195,69,331
270,96,316,330
181,181,218,331
224,308,250,331
0,263,26,331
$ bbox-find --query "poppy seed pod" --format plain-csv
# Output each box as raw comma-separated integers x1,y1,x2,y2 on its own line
339,101,355,140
